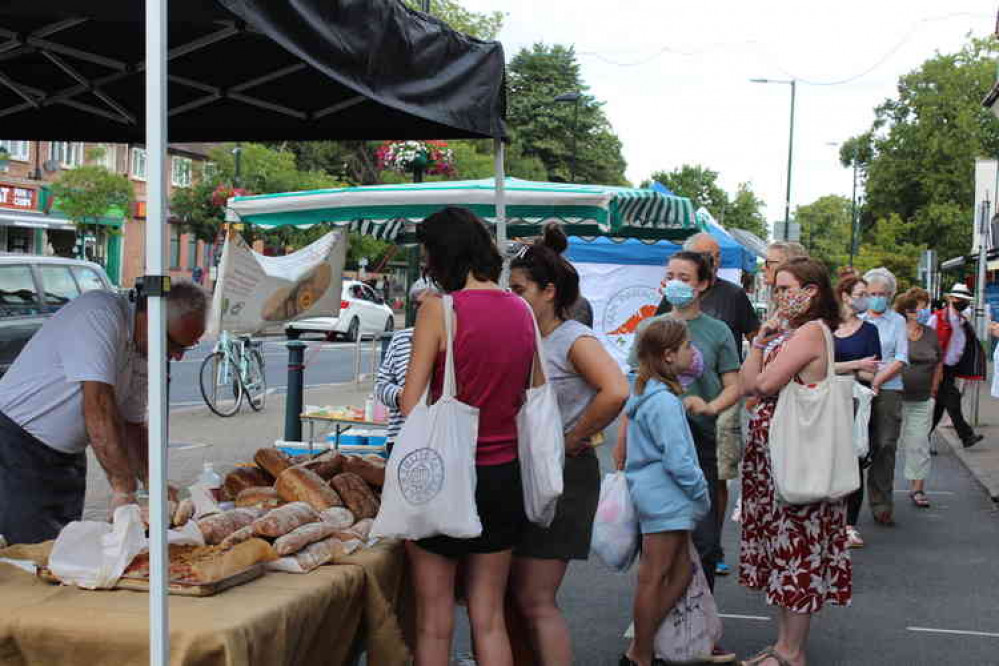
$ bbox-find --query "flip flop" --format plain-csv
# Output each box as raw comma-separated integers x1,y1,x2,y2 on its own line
740,647,793,666
910,491,930,508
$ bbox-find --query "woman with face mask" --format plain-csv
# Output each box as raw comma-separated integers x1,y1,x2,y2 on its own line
832,276,882,548
615,251,742,664
860,268,909,527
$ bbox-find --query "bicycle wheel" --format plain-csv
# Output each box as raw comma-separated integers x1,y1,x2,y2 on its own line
199,351,243,417
241,347,267,412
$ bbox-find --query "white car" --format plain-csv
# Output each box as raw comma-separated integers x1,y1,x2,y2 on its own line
285,280,394,342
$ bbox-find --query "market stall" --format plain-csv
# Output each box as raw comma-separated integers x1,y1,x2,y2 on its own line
0,2,506,664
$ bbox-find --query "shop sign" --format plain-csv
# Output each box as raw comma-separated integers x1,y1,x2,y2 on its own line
0,183,36,211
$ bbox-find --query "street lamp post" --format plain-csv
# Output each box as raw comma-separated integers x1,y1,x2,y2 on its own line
828,141,861,265
751,78,797,238
554,91,582,183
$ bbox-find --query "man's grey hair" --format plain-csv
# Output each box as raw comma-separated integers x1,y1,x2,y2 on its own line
767,241,808,259
167,280,210,323
682,232,719,252
864,267,898,296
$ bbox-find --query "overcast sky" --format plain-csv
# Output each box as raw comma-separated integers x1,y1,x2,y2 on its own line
463,0,997,234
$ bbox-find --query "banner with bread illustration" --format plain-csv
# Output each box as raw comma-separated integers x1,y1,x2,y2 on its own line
208,229,348,336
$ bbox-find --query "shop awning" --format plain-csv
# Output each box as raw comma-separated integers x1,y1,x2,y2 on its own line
0,210,76,230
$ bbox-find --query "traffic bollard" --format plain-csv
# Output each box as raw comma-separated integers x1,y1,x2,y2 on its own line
284,340,306,443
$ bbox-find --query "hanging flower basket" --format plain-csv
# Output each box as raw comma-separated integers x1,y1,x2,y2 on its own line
376,140,456,177
210,183,249,209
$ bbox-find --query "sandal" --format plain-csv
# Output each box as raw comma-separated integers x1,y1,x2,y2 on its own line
740,647,793,666
910,491,930,508
873,509,895,526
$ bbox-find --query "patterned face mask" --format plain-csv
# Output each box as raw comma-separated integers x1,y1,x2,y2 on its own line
775,287,812,322
678,344,704,390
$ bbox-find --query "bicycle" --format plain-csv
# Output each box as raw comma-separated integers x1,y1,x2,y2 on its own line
198,330,267,417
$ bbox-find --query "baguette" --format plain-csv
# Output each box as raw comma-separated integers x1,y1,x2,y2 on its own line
275,467,344,511
252,502,320,538
273,522,341,556
319,507,356,530
236,487,282,510
330,473,380,520
254,448,293,479
224,467,273,499
197,508,263,545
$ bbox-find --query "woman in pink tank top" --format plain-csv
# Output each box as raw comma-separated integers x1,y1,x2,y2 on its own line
400,207,535,666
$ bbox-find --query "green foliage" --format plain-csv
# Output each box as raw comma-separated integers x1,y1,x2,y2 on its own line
50,164,133,228
346,232,393,270
725,183,768,240
795,195,854,272
845,36,999,270
402,0,504,40
647,165,767,238
507,43,629,186
853,214,923,291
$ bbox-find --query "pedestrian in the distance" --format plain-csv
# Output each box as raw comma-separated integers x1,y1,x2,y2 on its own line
622,318,710,666
507,222,630,666
895,288,942,508
400,206,536,666
739,257,852,666
763,241,808,288
928,283,985,449
860,267,908,526
832,275,881,549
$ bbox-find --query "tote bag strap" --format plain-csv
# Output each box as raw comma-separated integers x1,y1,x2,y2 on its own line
820,321,836,382
522,299,550,388
441,294,459,400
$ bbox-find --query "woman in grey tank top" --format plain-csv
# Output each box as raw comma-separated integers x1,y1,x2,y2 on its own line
507,223,630,665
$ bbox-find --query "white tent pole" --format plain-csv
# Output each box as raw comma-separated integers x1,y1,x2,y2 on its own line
494,139,507,286
146,0,170,664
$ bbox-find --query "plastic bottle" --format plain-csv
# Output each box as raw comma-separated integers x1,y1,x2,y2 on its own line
364,394,375,422
198,461,223,502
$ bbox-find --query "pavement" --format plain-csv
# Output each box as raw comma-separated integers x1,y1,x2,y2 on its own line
934,379,999,501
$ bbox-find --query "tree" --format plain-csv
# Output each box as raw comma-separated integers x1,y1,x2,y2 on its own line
402,0,504,40
647,165,728,217
725,183,768,239
794,195,853,271
853,214,923,290
507,43,629,185
844,36,999,273
50,160,133,260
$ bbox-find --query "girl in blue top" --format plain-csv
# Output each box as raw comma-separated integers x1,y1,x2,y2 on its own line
623,318,710,666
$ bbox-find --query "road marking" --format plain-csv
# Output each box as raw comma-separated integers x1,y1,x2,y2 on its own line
719,614,771,622
907,627,999,638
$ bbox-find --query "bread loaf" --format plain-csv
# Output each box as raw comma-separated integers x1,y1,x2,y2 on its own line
254,448,293,479
236,487,282,510
189,538,277,582
197,508,263,545
219,525,255,550
224,467,273,499
252,502,320,538
292,536,353,571
172,499,195,527
319,507,355,529
349,518,374,540
275,467,344,511
342,456,386,488
273,522,342,556
330,473,380,520
297,452,344,481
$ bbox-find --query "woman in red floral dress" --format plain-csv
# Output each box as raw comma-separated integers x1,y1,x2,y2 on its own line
738,258,852,666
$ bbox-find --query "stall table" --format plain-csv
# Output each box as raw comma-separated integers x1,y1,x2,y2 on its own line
0,539,410,666
299,413,388,454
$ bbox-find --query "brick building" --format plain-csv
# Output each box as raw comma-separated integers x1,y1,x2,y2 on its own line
0,140,220,288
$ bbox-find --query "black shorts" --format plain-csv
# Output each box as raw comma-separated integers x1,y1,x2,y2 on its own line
417,460,526,559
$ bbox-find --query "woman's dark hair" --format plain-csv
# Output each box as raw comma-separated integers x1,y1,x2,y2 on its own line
510,222,580,319
775,257,841,330
835,275,866,305
416,206,502,293
668,250,712,284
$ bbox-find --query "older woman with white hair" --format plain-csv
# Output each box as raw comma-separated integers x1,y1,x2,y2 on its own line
861,267,909,526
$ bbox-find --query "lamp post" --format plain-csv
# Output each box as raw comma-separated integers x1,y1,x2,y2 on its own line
827,141,860,265
554,91,582,183
751,78,797,238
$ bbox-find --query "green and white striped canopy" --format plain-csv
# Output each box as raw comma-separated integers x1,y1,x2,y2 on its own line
227,177,698,241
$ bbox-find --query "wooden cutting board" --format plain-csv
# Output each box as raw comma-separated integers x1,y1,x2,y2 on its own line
36,564,264,597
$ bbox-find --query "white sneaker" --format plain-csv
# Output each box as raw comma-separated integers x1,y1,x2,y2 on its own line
846,526,865,549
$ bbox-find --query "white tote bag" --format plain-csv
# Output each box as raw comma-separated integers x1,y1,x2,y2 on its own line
852,381,875,459
516,304,565,528
768,322,860,505
370,295,483,540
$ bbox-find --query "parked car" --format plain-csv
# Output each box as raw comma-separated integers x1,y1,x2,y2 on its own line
0,255,114,377
285,280,394,342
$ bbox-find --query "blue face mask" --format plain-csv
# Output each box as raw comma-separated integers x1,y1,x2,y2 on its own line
868,295,889,314
916,308,931,325
664,280,696,309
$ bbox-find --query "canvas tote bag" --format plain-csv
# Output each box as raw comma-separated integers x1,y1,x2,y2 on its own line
768,322,860,505
371,295,482,540
515,303,565,528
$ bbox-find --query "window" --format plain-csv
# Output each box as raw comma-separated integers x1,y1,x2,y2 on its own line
38,265,80,306
0,140,30,161
203,161,218,181
72,267,106,292
130,147,147,181
96,144,119,171
0,264,39,316
187,235,198,269
172,157,193,187
49,142,83,167
170,226,181,268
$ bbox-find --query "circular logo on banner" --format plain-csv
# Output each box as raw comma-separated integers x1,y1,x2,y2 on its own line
603,286,660,353
398,448,445,506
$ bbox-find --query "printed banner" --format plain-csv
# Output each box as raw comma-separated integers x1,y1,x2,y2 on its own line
576,262,742,368
208,230,348,336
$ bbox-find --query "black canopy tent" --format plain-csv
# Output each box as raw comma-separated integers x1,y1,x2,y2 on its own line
0,2,507,663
